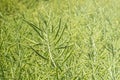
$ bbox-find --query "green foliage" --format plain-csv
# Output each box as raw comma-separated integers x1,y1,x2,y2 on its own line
0,0,120,80
0,0,18,15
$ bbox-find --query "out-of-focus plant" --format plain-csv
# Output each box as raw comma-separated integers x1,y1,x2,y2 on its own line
0,0,19,15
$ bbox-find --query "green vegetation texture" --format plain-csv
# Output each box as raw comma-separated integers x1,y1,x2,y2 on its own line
0,0,120,80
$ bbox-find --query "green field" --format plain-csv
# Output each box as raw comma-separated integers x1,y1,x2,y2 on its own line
0,0,120,80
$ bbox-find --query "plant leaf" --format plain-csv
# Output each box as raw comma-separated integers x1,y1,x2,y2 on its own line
30,46,48,60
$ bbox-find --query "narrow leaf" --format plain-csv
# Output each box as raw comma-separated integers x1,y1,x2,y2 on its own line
55,23,67,44
62,46,73,64
30,46,48,60
54,18,61,39
23,19,44,40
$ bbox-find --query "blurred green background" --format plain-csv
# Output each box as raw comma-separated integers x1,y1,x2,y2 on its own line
0,0,120,80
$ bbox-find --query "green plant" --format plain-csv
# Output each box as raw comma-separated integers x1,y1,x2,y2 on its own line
0,0,120,80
